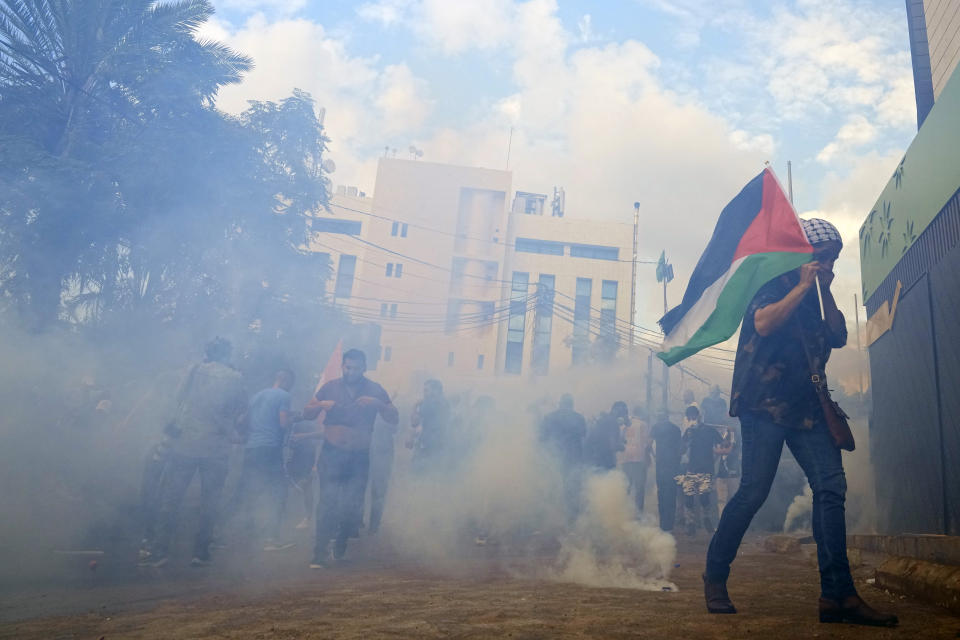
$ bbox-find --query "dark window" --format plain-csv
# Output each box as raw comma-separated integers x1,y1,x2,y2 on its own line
532,274,555,375
570,243,619,261
391,221,399,236
395,263,403,278
515,237,564,256
384,346,392,362
448,351,455,366
385,263,394,277
477,354,485,370
334,255,357,298
601,280,618,336
401,223,408,237
505,271,529,374
573,277,591,364
315,217,362,235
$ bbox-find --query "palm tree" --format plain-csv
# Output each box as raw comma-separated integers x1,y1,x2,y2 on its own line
0,0,252,328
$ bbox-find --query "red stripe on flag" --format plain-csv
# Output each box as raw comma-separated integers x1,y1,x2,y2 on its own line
732,169,813,262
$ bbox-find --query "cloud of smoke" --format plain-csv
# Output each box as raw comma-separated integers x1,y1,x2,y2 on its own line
551,471,676,591
381,386,676,591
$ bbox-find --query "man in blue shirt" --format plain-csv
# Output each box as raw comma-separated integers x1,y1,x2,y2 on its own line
240,368,296,550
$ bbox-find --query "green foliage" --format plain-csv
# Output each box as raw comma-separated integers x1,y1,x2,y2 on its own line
0,0,351,376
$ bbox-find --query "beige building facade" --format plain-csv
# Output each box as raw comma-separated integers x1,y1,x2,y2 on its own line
311,158,634,394
924,0,960,100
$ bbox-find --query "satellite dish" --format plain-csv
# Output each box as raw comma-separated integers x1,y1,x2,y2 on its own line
322,158,336,174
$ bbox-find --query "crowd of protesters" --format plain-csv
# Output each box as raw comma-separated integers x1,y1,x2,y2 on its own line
133,335,747,571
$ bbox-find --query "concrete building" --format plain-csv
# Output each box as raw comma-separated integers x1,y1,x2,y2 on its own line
906,0,960,126
311,158,633,393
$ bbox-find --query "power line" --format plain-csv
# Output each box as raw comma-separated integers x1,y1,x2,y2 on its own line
317,217,738,362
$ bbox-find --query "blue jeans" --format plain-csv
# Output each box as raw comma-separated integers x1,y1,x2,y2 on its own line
313,445,370,560
705,413,856,600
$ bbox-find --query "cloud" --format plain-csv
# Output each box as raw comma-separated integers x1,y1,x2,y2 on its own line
375,64,434,134
816,114,878,163
358,0,516,54
198,14,432,187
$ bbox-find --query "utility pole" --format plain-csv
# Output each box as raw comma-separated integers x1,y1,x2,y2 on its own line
630,202,640,350
787,160,794,205
656,251,674,413
646,351,653,413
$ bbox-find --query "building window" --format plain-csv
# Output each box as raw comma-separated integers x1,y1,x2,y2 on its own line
505,271,529,374
380,303,388,317
477,354,485,370
570,243,619,261
314,217,362,235
390,303,398,318
384,346,392,362
448,351,455,366
401,223,408,237
395,263,403,278
515,237,564,256
385,263,394,277
391,221,399,236
601,280,617,336
532,274,555,375
572,277,591,364
334,254,357,299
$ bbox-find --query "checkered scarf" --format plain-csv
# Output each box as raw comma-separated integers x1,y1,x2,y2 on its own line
800,217,842,247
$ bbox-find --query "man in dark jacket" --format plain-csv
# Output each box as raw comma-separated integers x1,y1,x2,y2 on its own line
584,401,627,471
540,393,587,522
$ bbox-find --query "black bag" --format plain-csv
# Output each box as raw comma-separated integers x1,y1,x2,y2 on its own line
798,323,855,451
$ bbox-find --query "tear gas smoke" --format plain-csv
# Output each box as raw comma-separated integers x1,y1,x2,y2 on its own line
551,471,676,591
382,385,676,591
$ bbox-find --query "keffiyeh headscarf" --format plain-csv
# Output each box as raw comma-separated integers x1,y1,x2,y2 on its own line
800,217,842,247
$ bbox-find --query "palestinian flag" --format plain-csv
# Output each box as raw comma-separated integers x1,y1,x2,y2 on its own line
657,168,813,366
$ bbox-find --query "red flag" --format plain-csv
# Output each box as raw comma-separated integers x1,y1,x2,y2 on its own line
315,340,343,393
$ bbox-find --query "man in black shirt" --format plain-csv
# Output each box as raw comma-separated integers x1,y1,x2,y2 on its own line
302,349,398,567
540,393,587,523
650,411,682,532
677,406,730,536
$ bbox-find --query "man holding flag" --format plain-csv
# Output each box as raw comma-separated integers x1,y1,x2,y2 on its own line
659,169,897,627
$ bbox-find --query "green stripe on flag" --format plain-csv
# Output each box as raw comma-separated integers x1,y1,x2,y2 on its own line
658,251,812,366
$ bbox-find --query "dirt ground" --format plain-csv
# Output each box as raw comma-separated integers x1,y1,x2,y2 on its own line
1,533,958,640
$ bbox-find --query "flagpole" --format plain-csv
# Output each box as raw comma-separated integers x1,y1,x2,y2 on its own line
631,202,640,351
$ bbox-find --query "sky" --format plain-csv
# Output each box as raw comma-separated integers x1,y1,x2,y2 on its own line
200,0,917,332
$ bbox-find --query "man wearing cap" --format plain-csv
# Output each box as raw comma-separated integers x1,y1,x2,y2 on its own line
702,219,897,627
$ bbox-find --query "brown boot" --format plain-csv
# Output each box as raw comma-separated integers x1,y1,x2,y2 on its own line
703,575,736,614
818,595,898,627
